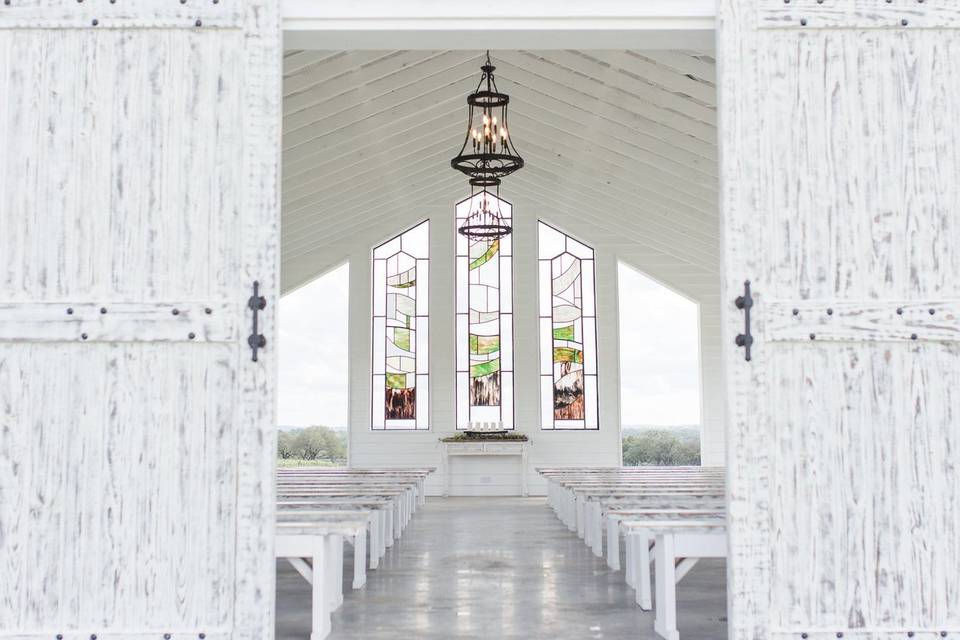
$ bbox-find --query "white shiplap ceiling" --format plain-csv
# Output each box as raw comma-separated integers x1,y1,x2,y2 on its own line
281,49,717,294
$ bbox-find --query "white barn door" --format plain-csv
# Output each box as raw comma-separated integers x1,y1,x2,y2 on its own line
720,2,960,638
0,2,279,638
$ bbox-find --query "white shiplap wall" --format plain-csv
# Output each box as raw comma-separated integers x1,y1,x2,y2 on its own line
281,50,723,492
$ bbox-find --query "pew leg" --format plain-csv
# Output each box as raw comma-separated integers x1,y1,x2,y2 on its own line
385,506,395,548
394,502,402,540
325,535,344,611
381,509,390,557
310,537,331,640
653,533,679,640
637,533,653,610
625,534,636,589
607,516,620,571
369,512,381,570
592,504,604,557
353,531,367,589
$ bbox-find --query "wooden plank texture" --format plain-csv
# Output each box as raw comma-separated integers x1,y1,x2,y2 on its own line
0,1,279,638
720,2,960,637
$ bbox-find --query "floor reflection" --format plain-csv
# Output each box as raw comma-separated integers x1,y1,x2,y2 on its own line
276,496,727,640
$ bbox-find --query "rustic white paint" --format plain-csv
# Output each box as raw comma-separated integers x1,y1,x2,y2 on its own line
0,3,280,638
279,49,725,487
720,2,960,637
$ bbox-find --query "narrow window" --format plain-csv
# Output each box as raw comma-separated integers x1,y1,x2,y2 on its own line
371,220,430,430
455,193,514,430
538,221,598,430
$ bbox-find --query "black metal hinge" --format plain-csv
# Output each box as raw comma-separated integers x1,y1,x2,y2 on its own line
248,280,267,362
735,280,753,362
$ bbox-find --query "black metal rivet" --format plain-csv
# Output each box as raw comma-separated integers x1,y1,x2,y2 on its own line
199,634,206,639
908,633,915,638
91,635,97,640
212,0,218,4
793,308,800,316
837,634,844,639
827,308,834,316
817,0,823,3
188,332,196,340
902,19,909,26
100,307,107,314
801,634,808,639
784,0,790,3
165,634,172,640
940,632,947,638
897,307,904,315
91,18,98,25
81,333,89,340
204,307,212,314
911,333,918,341
929,308,936,315
800,18,807,26
3,0,10,6
66,308,74,315
195,18,202,26
172,308,180,315
57,635,63,640
809,333,816,340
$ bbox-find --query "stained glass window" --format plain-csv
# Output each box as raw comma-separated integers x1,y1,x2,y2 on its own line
538,221,598,430
456,193,514,430
371,220,430,430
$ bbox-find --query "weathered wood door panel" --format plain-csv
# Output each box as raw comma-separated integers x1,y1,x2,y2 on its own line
721,2,960,638
0,3,279,638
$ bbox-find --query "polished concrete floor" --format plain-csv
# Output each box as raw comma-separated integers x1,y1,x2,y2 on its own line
276,497,727,640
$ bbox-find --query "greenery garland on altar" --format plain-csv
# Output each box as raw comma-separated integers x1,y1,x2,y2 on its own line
440,432,529,443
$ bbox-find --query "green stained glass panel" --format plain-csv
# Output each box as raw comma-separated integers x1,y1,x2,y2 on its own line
393,328,411,351
469,239,500,270
386,373,408,389
553,347,583,364
469,334,500,355
470,358,501,378
553,324,575,341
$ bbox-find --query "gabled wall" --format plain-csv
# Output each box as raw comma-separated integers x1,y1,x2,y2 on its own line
327,197,722,496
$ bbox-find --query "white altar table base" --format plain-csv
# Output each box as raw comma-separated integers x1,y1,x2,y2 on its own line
440,441,530,497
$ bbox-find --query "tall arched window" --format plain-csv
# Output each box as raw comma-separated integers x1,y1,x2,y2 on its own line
538,221,598,430
371,220,430,430
455,193,514,430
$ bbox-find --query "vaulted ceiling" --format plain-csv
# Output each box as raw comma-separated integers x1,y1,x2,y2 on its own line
281,50,718,295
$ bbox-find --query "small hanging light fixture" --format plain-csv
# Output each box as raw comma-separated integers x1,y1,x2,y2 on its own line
458,182,512,240
451,51,524,183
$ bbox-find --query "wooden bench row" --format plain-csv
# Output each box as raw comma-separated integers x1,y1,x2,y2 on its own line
275,467,435,640
538,466,727,640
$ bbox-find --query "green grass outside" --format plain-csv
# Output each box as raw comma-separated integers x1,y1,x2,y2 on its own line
276,458,346,468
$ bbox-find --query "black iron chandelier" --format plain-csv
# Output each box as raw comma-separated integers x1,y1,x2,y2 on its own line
453,52,523,241
451,51,524,184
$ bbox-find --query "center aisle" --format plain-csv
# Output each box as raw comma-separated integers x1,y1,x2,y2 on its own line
276,497,726,640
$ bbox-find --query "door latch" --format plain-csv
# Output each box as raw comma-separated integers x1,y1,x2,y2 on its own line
248,280,267,362
735,280,753,362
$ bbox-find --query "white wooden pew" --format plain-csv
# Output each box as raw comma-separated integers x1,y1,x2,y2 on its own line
537,466,728,640
276,516,369,640
622,516,726,640
275,468,435,639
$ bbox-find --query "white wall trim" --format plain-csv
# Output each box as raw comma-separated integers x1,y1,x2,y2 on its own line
282,0,717,50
